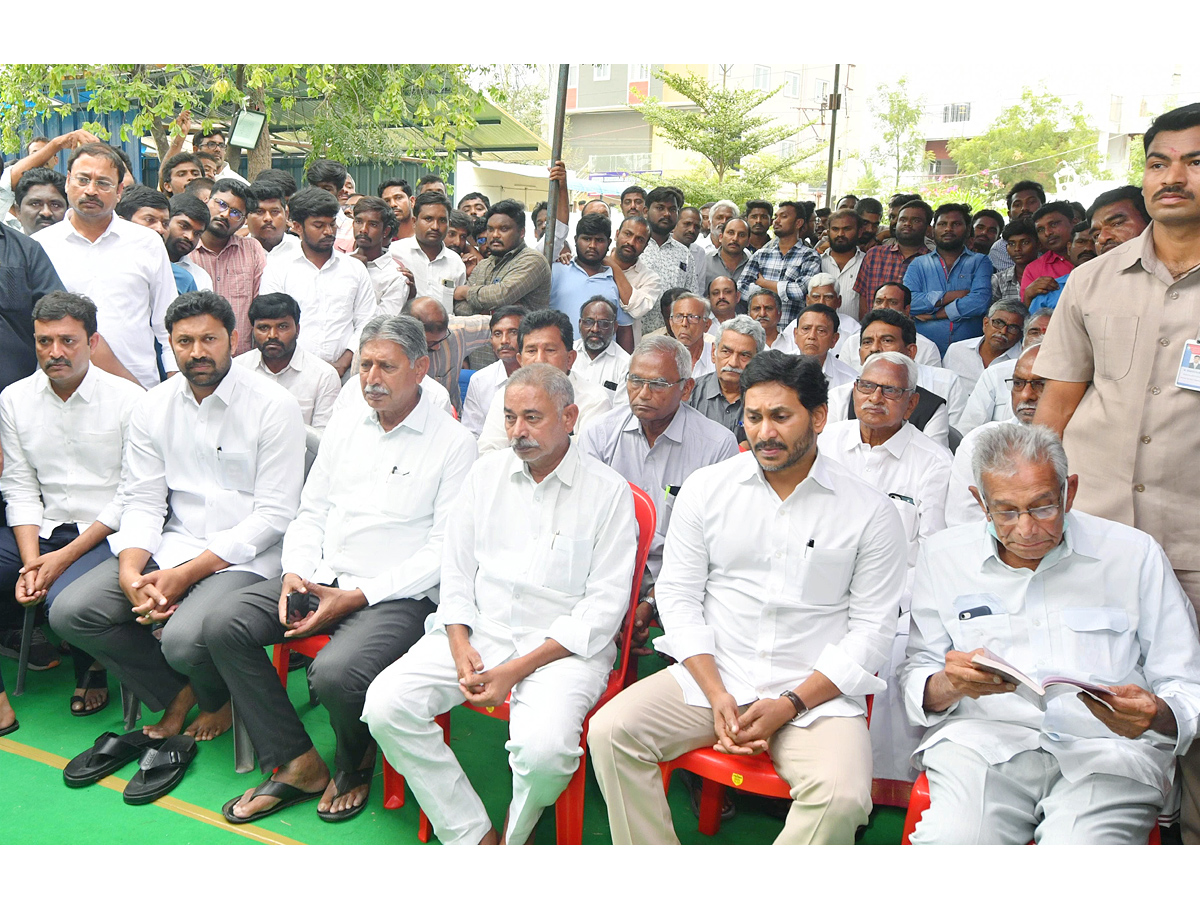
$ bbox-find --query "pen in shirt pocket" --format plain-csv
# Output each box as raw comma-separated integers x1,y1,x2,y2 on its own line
803,539,814,559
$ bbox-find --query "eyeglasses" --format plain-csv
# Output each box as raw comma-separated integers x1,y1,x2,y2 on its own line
625,375,685,393
198,139,225,150
211,198,245,222
669,313,706,325
854,379,912,399
426,335,449,352
1004,377,1047,391
580,317,615,330
988,317,1023,335
70,173,117,193
984,501,1061,525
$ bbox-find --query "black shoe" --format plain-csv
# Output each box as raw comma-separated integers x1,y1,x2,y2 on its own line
288,652,312,672
0,626,60,670
680,770,737,821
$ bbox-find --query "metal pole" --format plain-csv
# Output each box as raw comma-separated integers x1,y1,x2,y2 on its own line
824,64,841,205
545,64,570,266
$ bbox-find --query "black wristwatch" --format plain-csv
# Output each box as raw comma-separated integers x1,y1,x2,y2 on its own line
781,690,809,719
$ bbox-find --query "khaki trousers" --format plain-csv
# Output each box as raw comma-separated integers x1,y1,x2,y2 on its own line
588,668,872,844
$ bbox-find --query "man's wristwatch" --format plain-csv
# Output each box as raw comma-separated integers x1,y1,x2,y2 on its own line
781,690,809,719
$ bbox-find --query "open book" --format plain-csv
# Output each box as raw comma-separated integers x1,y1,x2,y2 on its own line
971,649,1116,712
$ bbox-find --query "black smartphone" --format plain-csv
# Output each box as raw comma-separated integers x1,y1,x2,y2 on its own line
287,591,318,622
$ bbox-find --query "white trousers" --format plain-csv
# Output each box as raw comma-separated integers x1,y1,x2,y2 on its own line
362,630,608,845
870,612,924,784
913,741,1163,844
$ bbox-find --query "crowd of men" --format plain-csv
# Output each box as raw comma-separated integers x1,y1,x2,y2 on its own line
0,99,1197,846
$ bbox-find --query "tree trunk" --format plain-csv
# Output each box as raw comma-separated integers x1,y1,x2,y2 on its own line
246,84,272,180
149,117,170,186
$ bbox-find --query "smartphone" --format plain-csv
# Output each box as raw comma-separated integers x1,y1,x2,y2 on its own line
287,591,318,623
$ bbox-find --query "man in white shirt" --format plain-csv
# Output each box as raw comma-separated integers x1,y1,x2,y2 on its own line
590,351,907,844
195,130,249,186
748,288,790,351
704,276,739,339
847,282,943,370
50,292,305,742
791,304,858,388
820,209,866,316
605,216,662,340
900,424,1200,844
461,306,524,438
246,180,300,260
946,344,1045,527
477,309,611,453
349,197,408,314
817,352,952,791
216,315,477,825
0,293,143,703
364,363,637,844
234,292,342,460
571,297,630,406
958,308,1051,434
942,299,1026,394
259,188,375,378
389,191,466,314
802,274,860,362
33,143,177,389
667,294,716,382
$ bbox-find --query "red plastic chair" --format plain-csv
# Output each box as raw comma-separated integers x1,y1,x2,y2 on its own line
391,481,657,844
658,695,873,837
901,770,1161,844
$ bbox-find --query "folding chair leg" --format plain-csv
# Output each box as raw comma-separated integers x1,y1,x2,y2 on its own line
120,683,141,732
13,605,36,696
232,701,256,774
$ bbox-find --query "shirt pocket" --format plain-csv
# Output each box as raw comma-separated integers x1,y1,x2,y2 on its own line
540,533,593,595
795,547,857,607
953,612,1013,654
381,471,439,519
215,448,256,492
78,428,124,473
1060,606,1129,680
1088,314,1139,381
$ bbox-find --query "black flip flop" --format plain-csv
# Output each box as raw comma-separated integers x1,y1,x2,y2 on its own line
63,731,164,787
316,767,373,822
70,668,109,717
0,719,18,737
222,776,326,824
122,734,197,805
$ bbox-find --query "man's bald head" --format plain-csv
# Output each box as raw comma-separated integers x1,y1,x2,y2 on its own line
404,296,450,330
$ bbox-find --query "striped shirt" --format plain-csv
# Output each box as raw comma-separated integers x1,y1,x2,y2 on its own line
189,233,266,356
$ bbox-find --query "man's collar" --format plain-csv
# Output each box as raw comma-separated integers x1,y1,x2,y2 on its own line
566,259,613,279
1037,249,1068,265
364,384,431,434
977,510,1096,573
65,209,118,241
492,243,528,267
33,364,97,402
859,420,915,459
734,443,837,492
691,371,725,401
506,436,580,486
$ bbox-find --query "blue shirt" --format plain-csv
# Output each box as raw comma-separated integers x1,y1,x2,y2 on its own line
549,260,629,326
171,263,198,295
904,248,994,355
1028,273,1071,313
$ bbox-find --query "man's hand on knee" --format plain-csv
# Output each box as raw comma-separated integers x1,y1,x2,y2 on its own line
1082,684,1176,739
711,692,760,755
282,580,366,638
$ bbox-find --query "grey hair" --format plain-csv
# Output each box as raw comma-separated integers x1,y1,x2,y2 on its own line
861,350,918,391
807,272,840,295
1026,307,1052,327
632,334,693,380
359,314,428,362
711,199,739,220
718,314,766,352
672,292,711,318
505,362,574,413
971,423,1068,499
987,298,1029,320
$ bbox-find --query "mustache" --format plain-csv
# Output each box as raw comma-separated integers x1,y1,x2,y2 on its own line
1015,401,1039,414
363,384,390,398
719,365,744,375
44,357,70,367
510,437,540,452
185,358,214,367
1155,185,1194,200
753,440,787,453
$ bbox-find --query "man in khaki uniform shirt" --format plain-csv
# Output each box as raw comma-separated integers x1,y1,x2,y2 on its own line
1035,102,1200,843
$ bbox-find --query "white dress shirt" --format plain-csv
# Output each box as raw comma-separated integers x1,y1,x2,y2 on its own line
688,334,716,381
33,212,178,388
654,451,907,725
461,359,508,438
214,164,249,185
619,259,662,339
918,363,969,429
571,339,631,407
943,336,1021,395
108,363,305,577
821,248,865,315
428,442,637,664
838,332,943,371
361,252,412,314
477,369,612,454
901,513,1200,796
958,358,1017,435
331,375,454,420
777,317,861,366
234,347,342,455
177,257,212,291
822,353,858,389
831,311,862,362
944,418,1018,527
826,381,951,449
280,388,477,605
0,365,143,537
579,403,739,578
389,236,466,314
259,250,376,366
267,233,301,260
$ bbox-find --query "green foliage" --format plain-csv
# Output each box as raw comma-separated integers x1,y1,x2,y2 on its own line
1127,138,1146,187
635,148,826,208
632,67,801,183
845,156,883,197
947,86,1103,201
483,64,548,138
869,77,927,189
918,179,1007,216
0,64,483,177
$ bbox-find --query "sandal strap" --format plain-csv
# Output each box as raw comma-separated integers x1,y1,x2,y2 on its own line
331,767,373,794
77,668,108,691
138,747,191,771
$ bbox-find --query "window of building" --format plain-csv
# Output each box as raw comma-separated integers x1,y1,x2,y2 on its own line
780,139,796,157
943,102,971,124
814,79,830,105
593,64,611,82
568,65,578,88
784,72,800,98
629,64,650,83
754,65,770,91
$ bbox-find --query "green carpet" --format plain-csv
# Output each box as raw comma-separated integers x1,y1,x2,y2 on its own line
0,647,905,845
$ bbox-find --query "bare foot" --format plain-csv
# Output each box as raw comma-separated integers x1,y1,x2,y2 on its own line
231,748,330,820
143,683,195,738
0,692,15,731
185,701,233,741
479,827,499,845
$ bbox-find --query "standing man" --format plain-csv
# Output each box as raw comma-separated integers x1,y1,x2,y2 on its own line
744,200,774,252
392,191,467,314
942,299,1026,393
672,206,707,283
349,197,408,314
247,181,299,260
378,179,415,242
620,186,647,218
991,219,1038,305
549,213,632,350
195,129,249,185
606,216,662,339
969,209,1005,255
189,178,266,355
571,297,631,405
704,217,751,295
1088,185,1149,256
259,187,376,378
687,315,765,435
853,199,932,327
14,169,68,236
1020,202,1075,304
33,144,176,389
905,203,994,355
988,181,1045,272
50,291,304,742
855,198,884,253
453,199,551,316
639,188,701,335
821,209,866,317
1032,103,1200,843
737,201,821,325
160,153,205,198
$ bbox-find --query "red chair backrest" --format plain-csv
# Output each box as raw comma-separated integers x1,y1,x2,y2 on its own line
604,483,656,702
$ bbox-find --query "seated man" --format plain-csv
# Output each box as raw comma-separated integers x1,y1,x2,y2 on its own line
687,315,765,436
957,308,1051,435
364,364,637,844
804,273,860,361
570,296,631,406
477,309,611,453
461,306,524,438
400,295,491,414
234,292,342,462
946,343,1045,526
0,292,143,707
589,351,907,844
825,309,954,447
50,291,305,741
791,304,858,388
851,281,943,369
942,299,1027,394
215,315,477,824
747,288,788,351
900,424,1200,844
667,293,717,381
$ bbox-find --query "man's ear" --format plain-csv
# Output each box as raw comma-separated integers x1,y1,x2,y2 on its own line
969,484,987,513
